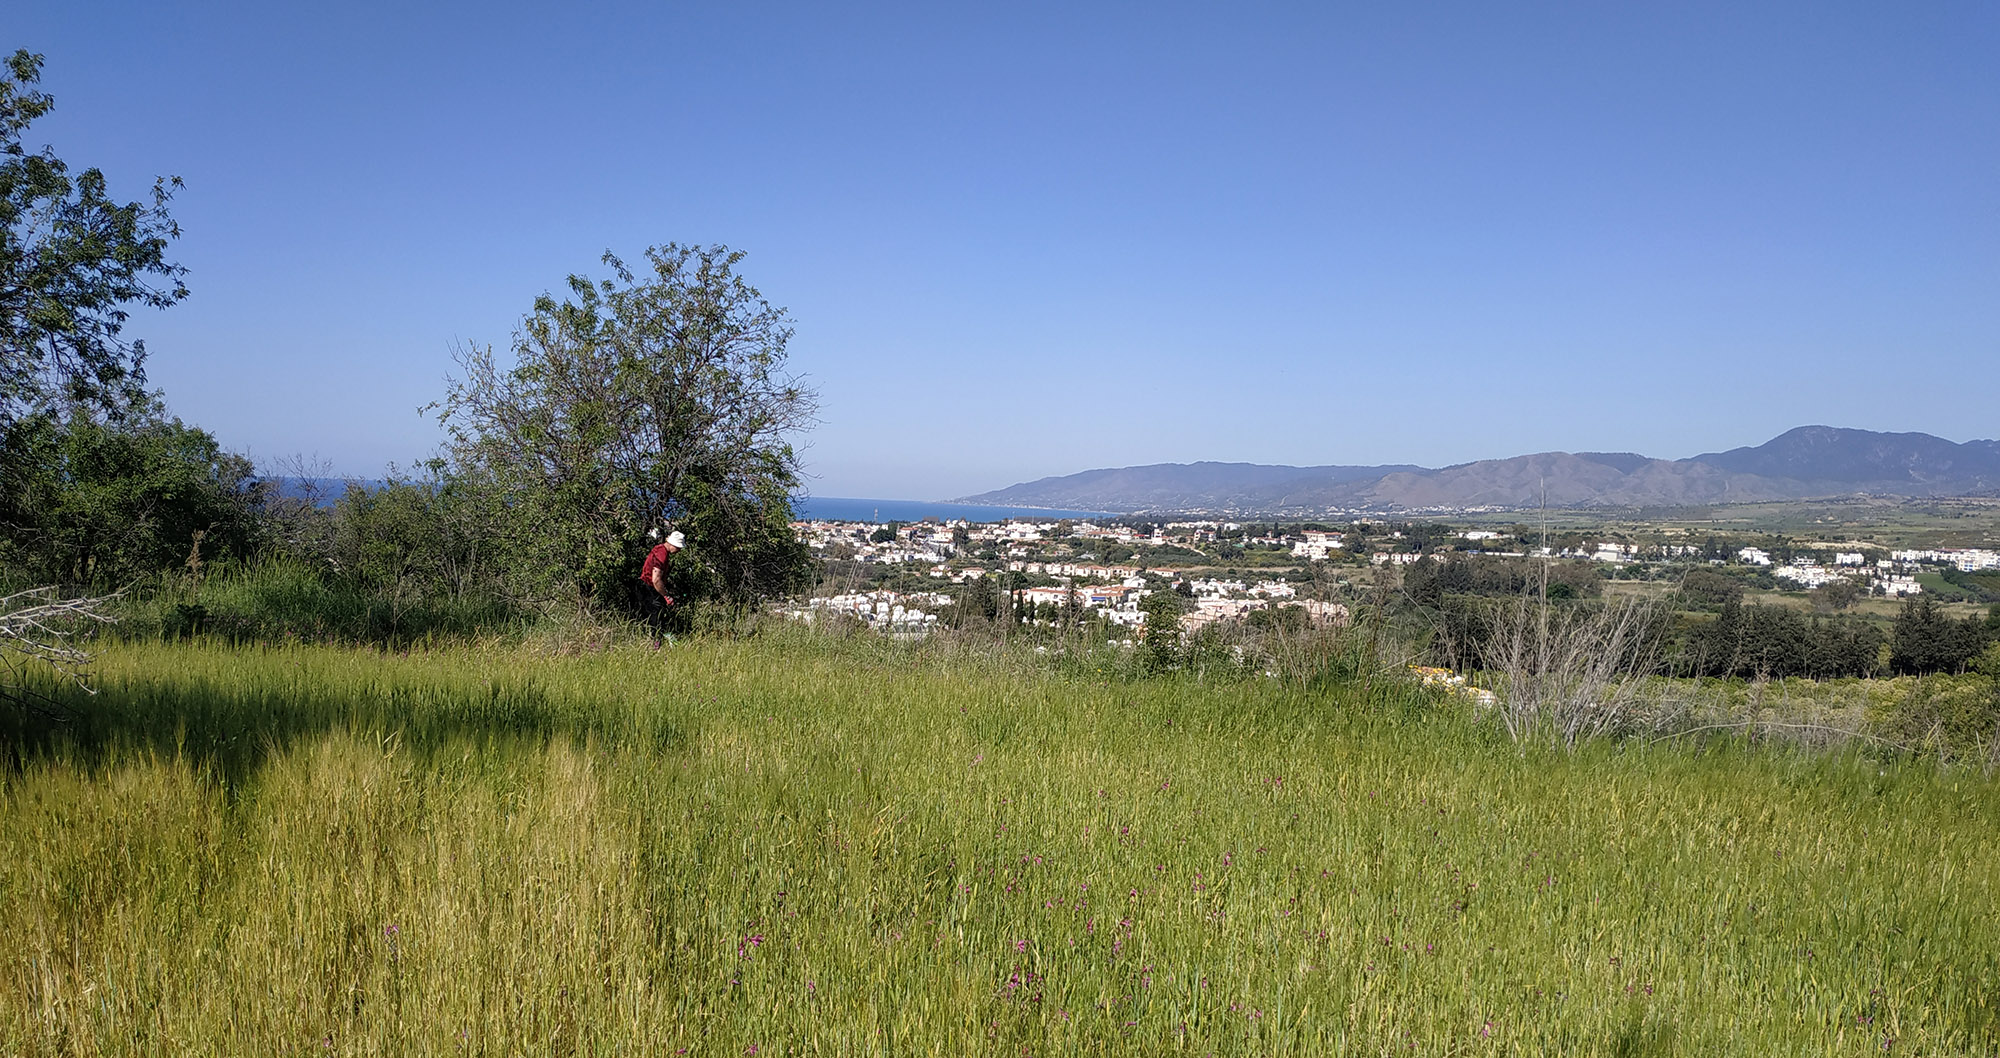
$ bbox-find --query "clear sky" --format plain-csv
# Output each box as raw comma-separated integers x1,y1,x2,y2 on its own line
15,2,1998,499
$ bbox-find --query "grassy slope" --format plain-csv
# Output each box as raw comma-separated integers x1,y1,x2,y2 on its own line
3,636,1997,1055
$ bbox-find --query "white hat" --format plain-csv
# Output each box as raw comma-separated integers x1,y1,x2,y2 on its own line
665,530,686,549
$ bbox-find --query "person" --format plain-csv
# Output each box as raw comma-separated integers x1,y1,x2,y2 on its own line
639,528,684,645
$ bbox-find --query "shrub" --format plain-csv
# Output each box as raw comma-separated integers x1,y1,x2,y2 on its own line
1866,674,2000,767
1484,595,1664,746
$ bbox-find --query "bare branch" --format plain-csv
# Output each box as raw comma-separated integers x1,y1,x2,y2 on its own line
1,586,120,717
1485,594,1664,748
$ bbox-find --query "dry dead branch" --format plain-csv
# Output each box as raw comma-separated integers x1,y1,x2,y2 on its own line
1485,594,1662,747
1,586,121,720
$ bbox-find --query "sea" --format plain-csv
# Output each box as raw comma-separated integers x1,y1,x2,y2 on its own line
265,476,387,503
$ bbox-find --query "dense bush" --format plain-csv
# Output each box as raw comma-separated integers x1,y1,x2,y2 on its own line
324,476,501,607
1866,672,2000,765
0,411,262,588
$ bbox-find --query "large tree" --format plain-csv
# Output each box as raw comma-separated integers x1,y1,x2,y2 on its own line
440,244,816,612
1,50,187,428
1890,595,1992,676
2,50,224,590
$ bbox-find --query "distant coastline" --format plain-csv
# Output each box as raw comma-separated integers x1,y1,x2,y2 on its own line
264,476,388,505
958,427,2000,515
794,496,1111,524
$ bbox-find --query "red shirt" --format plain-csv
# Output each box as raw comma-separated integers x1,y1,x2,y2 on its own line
640,544,674,591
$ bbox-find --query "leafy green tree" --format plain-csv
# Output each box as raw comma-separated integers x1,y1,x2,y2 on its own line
439,244,815,612
2,51,187,428
953,574,997,625
1403,554,1479,607
1675,602,1881,680
1809,578,1860,613
1678,568,1743,611
1246,603,1311,634
1687,599,1745,677
327,473,496,607
0,407,259,587
1890,596,1991,676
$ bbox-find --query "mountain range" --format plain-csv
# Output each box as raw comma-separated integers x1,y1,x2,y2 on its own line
956,427,2000,515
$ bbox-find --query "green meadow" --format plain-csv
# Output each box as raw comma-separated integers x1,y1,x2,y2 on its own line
3,635,1997,1055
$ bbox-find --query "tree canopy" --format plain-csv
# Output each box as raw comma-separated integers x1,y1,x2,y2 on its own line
0,406,261,587
1,50,187,428
439,244,816,612
1,50,220,599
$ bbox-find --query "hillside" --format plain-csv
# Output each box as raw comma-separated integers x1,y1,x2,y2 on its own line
960,461,1423,513
959,426,2000,514
9,638,1998,1052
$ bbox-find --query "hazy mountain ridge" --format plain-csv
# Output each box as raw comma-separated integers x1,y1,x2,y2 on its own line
967,461,1425,512
1692,426,2000,484
957,427,2000,514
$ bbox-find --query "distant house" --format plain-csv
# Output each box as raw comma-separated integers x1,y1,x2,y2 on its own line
1021,586,1070,608
1292,530,1345,560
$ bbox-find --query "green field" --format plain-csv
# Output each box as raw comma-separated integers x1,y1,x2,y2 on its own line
4,636,1998,1054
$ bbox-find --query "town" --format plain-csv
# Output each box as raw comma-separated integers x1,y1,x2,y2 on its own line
782,514,2000,637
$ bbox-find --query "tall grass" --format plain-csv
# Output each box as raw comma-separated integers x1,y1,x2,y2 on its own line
2,633,1996,1053
113,560,525,648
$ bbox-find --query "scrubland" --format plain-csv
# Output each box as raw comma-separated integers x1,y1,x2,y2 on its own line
3,633,1997,1055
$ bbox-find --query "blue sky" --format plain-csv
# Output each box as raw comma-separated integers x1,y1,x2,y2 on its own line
15,2,1998,498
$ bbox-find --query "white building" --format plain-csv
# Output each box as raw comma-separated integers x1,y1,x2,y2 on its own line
1891,548,2000,572
1774,563,1853,589
1291,530,1346,560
